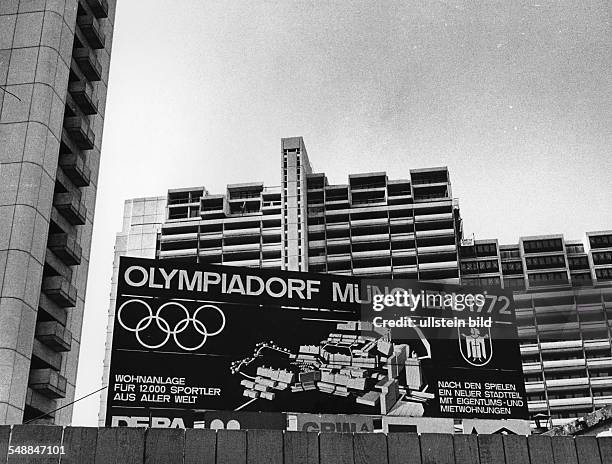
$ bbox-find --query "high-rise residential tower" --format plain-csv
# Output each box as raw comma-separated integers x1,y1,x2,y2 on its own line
0,0,116,424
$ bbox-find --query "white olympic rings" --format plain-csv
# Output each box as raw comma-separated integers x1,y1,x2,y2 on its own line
117,299,225,351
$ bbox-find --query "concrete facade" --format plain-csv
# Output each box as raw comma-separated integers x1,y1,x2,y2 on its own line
0,0,116,424
98,196,165,426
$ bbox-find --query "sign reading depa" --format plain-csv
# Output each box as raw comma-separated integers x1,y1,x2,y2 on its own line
105,257,528,427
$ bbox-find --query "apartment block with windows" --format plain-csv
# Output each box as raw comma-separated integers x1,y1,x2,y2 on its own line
588,231,612,283
459,232,612,424
305,167,461,283
0,0,116,424
157,138,462,283
158,184,284,270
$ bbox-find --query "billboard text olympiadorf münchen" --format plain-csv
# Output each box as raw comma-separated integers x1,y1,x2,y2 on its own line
106,257,528,427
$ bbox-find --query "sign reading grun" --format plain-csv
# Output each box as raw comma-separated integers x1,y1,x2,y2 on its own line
105,257,528,427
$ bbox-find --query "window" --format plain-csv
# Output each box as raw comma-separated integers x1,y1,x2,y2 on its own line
504,277,525,289
525,255,566,270
590,235,612,248
168,207,188,220
501,249,520,259
569,256,589,270
461,260,499,274
502,261,523,274
528,271,569,286
593,252,612,265
475,243,497,257
596,268,612,280
567,244,585,254
523,238,563,253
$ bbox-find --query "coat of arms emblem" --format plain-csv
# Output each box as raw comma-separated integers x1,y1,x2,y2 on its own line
458,327,493,366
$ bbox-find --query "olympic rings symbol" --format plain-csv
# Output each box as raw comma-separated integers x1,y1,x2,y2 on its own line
117,299,225,351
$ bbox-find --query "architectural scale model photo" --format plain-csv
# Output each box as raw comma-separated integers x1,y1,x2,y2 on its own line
231,320,432,417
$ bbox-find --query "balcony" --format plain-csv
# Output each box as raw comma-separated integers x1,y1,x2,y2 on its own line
47,233,82,266
392,264,418,274
64,116,95,150
54,192,87,225
352,265,392,276
68,81,98,115
160,232,198,243
158,248,197,259
351,197,386,207
73,48,102,81
262,259,282,268
415,228,455,238
418,260,458,270
351,217,388,227
224,227,260,237
414,212,453,222
352,249,390,259
29,369,67,399
25,388,56,421
59,151,91,187
350,183,387,192
309,255,326,265
86,0,109,18
222,258,261,267
223,243,260,253
35,321,72,352
77,14,105,49
42,276,77,308
200,205,226,219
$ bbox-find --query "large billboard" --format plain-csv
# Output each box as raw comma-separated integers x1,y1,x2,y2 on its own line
105,257,528,427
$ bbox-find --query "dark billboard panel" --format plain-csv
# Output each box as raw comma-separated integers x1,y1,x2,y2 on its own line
105,257,528,426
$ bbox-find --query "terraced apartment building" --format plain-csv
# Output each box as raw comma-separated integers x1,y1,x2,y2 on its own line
158,137,462,283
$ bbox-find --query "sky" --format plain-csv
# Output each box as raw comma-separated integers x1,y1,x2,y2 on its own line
72,0,612,425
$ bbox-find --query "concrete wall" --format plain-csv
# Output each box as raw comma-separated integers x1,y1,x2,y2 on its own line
0,426,611,463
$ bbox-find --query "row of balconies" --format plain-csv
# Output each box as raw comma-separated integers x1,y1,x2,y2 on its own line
163,227,282,243
305,200,451,218
525,375,612,394
528,396,596,413
25,0,109,420
523,357,612,374
31,318,72,402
